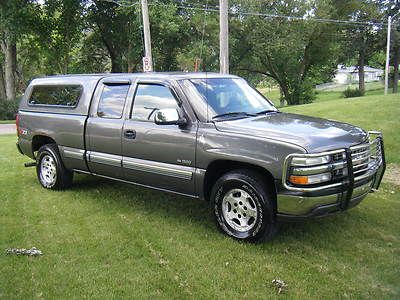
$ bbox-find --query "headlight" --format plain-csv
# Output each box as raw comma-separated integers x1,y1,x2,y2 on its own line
284,151,344,188
291,155,331,166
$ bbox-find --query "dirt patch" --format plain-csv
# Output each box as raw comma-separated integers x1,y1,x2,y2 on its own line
383,164,400,186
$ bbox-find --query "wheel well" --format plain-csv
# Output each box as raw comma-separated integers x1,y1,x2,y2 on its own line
32,135,56,153
203,160,276,202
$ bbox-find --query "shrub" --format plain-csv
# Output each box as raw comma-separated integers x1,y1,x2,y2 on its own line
342,87,364,98
0,98,19,120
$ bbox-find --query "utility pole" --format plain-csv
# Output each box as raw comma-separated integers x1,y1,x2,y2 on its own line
141,0,153,72
219,0,229,74
384,16,391,95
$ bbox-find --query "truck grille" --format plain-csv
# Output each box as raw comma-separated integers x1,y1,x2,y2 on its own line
351,144,371,176
336,139,382,181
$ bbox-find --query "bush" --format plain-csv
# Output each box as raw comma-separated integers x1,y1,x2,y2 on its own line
0,98,19,120
342,87,364,98
285,81,316,105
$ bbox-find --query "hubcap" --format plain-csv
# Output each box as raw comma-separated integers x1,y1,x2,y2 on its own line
40,155,57,186
221,188,258,232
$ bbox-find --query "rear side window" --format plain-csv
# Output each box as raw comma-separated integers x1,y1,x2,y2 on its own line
29,85,82,107
97,84,130,119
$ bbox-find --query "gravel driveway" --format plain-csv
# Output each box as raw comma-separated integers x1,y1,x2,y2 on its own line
0,124,16,135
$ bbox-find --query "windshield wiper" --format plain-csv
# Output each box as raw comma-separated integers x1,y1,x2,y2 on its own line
212,111,256,120
255,109,279,115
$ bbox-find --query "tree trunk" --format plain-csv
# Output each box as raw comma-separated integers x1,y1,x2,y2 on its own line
358,51,365,94
127,40,134,73
279,87,285,107
393,45,400,94
1,38,17,101
111,58,122,73
0,65,6,100
280,83,291,105
99,32,122,73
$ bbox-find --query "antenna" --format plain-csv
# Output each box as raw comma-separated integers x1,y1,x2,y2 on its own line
199,0,208,72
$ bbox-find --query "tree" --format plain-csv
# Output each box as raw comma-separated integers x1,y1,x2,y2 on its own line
87,0,191,73
230,0,341,105
393,30,400,93
0,1,24,100
36,0,85,74
337,0,384,94
88,0,138,72
0,0,40,100
176,4,220,72
387,0,400,93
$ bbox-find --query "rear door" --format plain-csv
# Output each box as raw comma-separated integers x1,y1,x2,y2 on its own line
86,78,133,178
121,80,197,196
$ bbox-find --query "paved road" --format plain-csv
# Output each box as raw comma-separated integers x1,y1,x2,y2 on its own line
0,124,16,135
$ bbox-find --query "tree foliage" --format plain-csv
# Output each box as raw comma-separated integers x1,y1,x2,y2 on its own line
0,0,397,108
231,0,343,105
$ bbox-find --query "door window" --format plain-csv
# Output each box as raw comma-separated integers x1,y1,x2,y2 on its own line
131,84,179,122
98,84,130,119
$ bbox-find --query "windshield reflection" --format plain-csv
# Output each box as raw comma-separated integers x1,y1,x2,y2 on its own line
186,78,277,121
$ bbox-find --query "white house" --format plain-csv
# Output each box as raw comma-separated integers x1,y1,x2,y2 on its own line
334,65,383,84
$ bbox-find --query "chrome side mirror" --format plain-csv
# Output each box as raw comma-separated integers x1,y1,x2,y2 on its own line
154,108,187,126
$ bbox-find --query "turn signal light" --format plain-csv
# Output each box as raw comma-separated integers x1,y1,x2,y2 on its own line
289,175,308,185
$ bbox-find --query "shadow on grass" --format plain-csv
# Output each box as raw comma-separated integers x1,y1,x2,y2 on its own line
69,173,358,247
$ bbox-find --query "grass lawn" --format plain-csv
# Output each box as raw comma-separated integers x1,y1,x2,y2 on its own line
1,92,399,298
0,120,15,124
259,82,390,107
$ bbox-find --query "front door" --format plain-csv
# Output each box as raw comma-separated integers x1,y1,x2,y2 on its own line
122,81,197,196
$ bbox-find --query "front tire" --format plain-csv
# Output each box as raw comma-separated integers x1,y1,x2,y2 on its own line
211,169,277,243
36,144,73,190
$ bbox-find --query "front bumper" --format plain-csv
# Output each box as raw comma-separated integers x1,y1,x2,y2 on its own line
276,132,386,221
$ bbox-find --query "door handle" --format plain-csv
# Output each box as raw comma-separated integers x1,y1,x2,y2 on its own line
124,129,136,139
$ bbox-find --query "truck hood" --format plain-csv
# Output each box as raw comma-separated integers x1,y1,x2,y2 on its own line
214,112,368,153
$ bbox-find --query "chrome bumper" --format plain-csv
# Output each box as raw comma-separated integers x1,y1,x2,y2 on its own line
277,179,373,217
276,132,386,220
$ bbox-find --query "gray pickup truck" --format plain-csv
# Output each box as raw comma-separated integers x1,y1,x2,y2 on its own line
16,72,385,242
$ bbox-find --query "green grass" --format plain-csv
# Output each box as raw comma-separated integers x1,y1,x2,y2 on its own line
1,92,400,298
258,82,390,107
0,120,14,124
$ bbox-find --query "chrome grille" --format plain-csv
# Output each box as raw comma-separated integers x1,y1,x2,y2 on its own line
350,144,370,176
332,152,344,162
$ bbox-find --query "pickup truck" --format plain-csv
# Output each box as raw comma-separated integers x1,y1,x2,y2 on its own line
16,73,385,242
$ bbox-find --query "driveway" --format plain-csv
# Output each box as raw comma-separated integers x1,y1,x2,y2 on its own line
0,124,16,135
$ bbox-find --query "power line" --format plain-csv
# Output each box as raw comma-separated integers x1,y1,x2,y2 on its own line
171,4,386,27
102,0,140,7
102,0,388,27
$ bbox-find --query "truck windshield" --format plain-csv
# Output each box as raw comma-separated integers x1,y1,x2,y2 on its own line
186,78,277,121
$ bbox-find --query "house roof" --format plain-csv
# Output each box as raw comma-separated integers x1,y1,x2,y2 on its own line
337,66,383,74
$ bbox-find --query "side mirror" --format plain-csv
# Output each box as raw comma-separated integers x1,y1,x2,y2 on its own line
154,108,187,126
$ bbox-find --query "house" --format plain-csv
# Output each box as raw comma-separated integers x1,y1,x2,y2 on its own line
334,65,383,84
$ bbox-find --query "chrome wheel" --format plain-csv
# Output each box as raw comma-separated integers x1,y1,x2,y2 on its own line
221,188,258,232
40,154,57,186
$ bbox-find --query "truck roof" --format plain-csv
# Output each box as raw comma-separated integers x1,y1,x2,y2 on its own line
21,72,241,116
31,72,240,82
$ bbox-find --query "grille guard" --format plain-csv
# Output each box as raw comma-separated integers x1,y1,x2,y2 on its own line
282,131,386,194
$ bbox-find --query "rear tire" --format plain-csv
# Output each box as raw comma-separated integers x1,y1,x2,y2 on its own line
211,169,277,243
36,144,73,190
